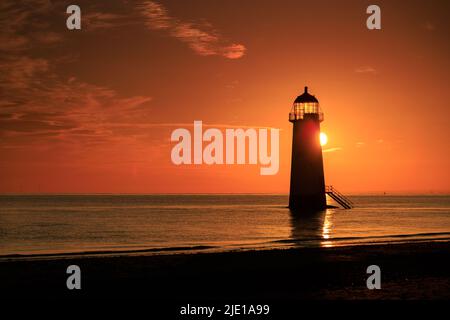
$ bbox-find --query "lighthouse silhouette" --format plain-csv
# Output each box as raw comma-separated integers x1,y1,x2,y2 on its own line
289,86,327,211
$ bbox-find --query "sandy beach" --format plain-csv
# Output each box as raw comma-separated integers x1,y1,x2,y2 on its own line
1,241,449,301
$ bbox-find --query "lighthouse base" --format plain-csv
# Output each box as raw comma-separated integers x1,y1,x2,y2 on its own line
289,194,327,212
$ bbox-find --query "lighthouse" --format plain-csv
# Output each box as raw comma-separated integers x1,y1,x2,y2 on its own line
289,86,326,211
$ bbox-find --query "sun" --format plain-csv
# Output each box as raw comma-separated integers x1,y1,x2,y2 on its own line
320,132,328,146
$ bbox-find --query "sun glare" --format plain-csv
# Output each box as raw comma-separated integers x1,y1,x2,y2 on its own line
320,132,328,146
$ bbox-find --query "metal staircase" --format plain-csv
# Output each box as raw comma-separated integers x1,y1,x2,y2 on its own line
325,185,354,209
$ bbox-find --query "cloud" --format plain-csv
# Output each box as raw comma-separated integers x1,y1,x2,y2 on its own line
222,44,247,59
0,34,29,51
0,0,247,153
117,122,278,130
355,66,378,74
323,147,342,153
356,142,365,148
0,0,64,52
140,0,172,30
83,12,135,31
0,57,49,89
0,1,154,148
35,31,63,44
139,1,246,59
0,12,152,147
1,0,246,59
0,71,154,145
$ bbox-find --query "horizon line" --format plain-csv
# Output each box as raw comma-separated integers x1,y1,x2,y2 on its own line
0,192,449,196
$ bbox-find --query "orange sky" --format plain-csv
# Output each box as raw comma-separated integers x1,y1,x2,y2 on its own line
0,0,449,194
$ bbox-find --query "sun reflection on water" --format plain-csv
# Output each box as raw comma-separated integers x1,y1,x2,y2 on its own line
321,209,334,247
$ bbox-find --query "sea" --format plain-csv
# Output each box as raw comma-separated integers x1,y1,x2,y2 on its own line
0,195,449,258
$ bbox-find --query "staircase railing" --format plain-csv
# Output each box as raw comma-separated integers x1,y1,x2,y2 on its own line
325,185,354,209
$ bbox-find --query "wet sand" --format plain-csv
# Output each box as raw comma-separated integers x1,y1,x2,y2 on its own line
0,241,449,301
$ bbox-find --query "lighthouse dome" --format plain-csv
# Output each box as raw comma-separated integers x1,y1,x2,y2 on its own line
289,86,323,122
294,86,318,103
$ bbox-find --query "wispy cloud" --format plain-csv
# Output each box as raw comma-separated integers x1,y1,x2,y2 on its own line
139,1,246,59
323,147,342,153
119,122,279,130
83,12,135,31
0,57,49,89
0,0,247,152
355,66,378,74
0,0,64,52
0,1,154,148
0,72,154,146
140,0,172,29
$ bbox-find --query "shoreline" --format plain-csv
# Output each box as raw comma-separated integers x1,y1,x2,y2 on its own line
2,232,450,262
1,240,449,300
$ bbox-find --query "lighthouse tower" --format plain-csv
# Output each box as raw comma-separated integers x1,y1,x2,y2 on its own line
289,86,326,211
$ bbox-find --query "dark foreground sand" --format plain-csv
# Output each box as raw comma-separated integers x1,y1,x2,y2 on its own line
1,241,449,301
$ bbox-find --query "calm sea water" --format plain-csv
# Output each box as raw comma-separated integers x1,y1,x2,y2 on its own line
0,195,449,257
